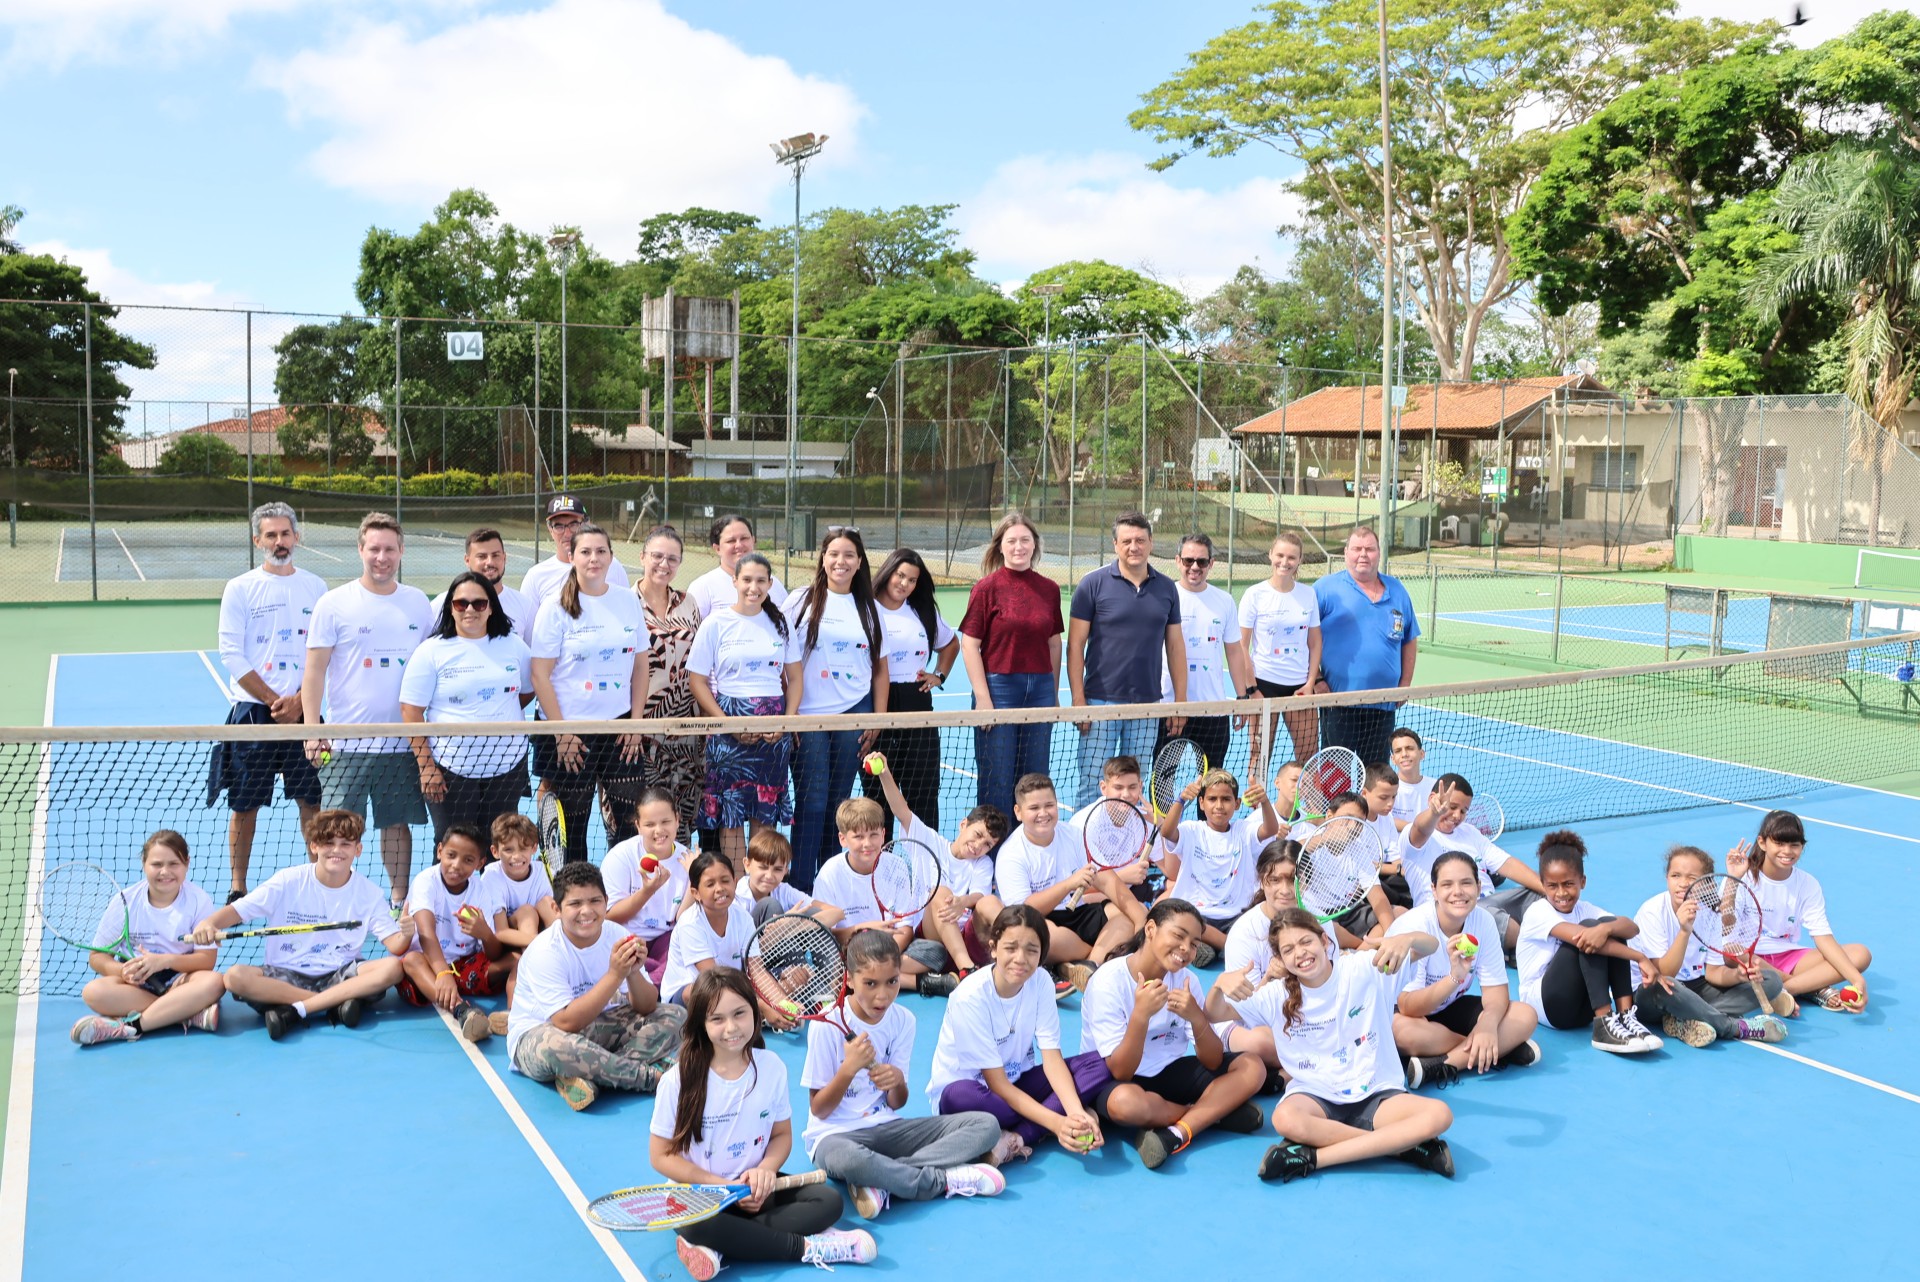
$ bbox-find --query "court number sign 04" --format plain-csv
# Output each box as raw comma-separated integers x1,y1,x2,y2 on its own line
447,331,484,362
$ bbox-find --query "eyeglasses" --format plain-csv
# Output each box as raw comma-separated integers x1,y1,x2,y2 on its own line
449,598,491,612
547,517,584,529
1179,556,1212,568
826,524,860,536
643,550,682,563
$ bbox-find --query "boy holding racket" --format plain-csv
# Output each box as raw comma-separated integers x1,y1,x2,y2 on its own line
871,757,1007,977
737,828,846,929
810,797,957,996
1157,769,1279,952
996,773,1136,991
1063,755,1162,904
508,861,685,1110
194,808,408,1041
396,824,511,1042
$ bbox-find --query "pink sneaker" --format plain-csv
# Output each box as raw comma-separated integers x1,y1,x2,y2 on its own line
676,1236,721,1281
187,1004,220,1033
801,1228,877,1268
71,1015,138,1046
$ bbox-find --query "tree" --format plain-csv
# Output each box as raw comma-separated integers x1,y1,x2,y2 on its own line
273,318,378,470
0,204,21,255
1017,261,1188,346
1131,0,1753,379
153,431,242,476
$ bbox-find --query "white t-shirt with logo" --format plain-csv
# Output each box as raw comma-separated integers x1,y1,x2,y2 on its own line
904,813,994,900
308,579,434,752
801,1000,916,1155
521,554,630,604
1515,896,1609,1010
737,878,811,915
397,633,532,777
218,565,329,702
926,965,1060,1108
1749,868,1832,953
812,852,920,930
1385,901,1505,1012
659,901,756,1002
784,587,877,715
1161,581,1240,703
994,825,1080,905
529,589,648,721
1231,952,1417,1102
603,838,692,942
230,864,401,975
507,920,636,1063
687,608,790,700
1238,580,1320,686
1165,815,1265,918
876,599,955,684
1080,957,1205,1078
687,565,788,622
650,1050,790,1181
97,880,216,961
433,581,536,645
404,864,492,963
1632,891,1711,989
479,861,553,918
1392,774,1429,826
1222,903,1339,993
1397,822,1512,905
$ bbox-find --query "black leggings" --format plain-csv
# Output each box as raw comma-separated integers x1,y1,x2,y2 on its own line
534,730,647,864
863,680,938,838
1539,919,1633,1030
677,1183,843,1261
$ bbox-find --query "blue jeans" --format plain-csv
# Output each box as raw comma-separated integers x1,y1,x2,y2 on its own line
789,692,873,893
1076,698,1160,810
974,671,1057,821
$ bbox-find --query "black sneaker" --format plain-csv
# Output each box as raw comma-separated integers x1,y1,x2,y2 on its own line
1220,1100,1265,1133
329,997,365,1029
1497,1038,1542,1070
263,1005,297,1041
916,971,959,998
1135,1125,1189,1171
1190,942,1219,969
1406,1055,1459,1089
1394,1138,1455,1178
1260,1066,1287,1097
1258,1142,1317,1183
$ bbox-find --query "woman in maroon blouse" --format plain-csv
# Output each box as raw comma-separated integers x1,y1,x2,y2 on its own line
957,512,1064,818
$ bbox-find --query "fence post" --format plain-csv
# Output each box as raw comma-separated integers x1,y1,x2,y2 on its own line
85,301,97,602
1550,573,1564,665
245,309,255,564
1067,342,1077,586
1140,338,1148,514
532,322,543,565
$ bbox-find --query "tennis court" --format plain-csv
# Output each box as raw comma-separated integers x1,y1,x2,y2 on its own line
3,638,1914,1282
49,521,548,586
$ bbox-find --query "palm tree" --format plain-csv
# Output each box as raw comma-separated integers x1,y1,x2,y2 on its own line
1751,143,1920,546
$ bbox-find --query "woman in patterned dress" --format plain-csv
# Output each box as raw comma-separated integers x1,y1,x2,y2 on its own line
636,525,705,843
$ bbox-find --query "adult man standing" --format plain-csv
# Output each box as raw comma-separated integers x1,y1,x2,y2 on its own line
433,526,534,641
209,501,329,902
1312,525,1419,764
520,495,629,603
1066,511,1186,809
302,512,434,912
1155,532,1254,770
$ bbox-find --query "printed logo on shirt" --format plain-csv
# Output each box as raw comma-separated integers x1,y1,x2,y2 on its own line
379,657,390,667
478,687,496,700
1347,1004,1365,1018
363,658,374,668
505,663,517,672
408,623,419,631
582,681,595,691
359,626,373,634
255,634,268,644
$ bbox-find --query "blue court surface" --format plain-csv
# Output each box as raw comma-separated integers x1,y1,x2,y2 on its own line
4,652,1912,1282
1441,595,1920,663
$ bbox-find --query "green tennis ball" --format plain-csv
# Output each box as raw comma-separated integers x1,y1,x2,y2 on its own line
1457,933,1479,958
863,752,887,776
319,748,332,766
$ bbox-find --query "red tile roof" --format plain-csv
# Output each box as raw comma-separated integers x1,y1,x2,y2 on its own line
1234,374,1610,438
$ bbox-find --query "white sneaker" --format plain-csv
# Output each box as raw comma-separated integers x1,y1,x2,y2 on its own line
1619,1009,1664,1051
850,1184,888,1220
675,1236,722,1281
70,1015,138,1046
989,1130,1032,1165
942,1163,1007,1199
801,1228,877,1269
186,1003,220,1033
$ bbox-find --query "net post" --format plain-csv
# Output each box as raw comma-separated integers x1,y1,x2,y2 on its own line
1550,573,1564,664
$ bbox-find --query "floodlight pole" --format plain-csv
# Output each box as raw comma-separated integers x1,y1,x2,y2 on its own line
1031,283,1063,492
1376,0,1396,565
773,133,826,558
549,232,580,488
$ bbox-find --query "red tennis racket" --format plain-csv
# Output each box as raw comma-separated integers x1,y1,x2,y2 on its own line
1295,746,1364,823
744,912,855,1038
1068,798,1151,908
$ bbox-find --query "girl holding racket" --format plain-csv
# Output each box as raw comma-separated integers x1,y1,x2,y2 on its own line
1387,850,1540,1087
1629,845,1790,1047
929,905,1111,1159
1226,907,1453,1183
804,930,1007,1221
70,830,224,1046
649,968,874,1279
1514,832,1662,1054
1157,769,1279,950
1211,841,1342,1067
1080,899,1268,1170
1740,809,1872,1012
1238,531,1322,763
658,853,757,1005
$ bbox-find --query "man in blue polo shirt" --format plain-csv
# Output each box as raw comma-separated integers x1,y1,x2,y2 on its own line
1313,525,1419,764
1067,511,1187,808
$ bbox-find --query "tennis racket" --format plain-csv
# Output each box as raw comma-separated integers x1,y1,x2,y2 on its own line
537,791,566,881
587,1169,829,1231
1295,746,1364,823
744,912,856,1038
871,838,943,927
178,920,364,942
1683,868,1779,1026
1464,793,1505,842
1294,816,1383,923
1068,798,1150,908
1149,738,1206,820
38,861,134,961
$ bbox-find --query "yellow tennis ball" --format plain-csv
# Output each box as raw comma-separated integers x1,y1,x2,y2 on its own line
863,752,888,776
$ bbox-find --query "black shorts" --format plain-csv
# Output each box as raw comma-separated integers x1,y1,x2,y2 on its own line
1047,902,1111,946
206,701,321,813
1133,1052,1241,1106
1202,912,1238,936
531,723,648,785
1379,870,1413,909
1425,995,1484,1037
1290,1087,1405,1130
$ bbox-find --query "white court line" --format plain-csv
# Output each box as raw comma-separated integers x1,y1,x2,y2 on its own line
432,1008,649,1282
0,656,59,1282
295,544,345,564
1429,736,1920,846
108,529,147,582
1738,1041,1920,1105
197,651,234,703
51,528,64,585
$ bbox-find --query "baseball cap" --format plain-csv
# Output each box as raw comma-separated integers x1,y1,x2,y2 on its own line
546,495,583,519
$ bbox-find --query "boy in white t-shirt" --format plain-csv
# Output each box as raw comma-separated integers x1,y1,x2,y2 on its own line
804,930,1006,1219
995,774,1135,991
1063,755,1162,905
1157,769,1280,950
737,828,845,931
870,755,1007,984
507,861,686,1111
477,811,556,1037
1388,728,1428,831
1398,774,1546,956
811,797,953,995
396,824,511,1042
193,808,408,1041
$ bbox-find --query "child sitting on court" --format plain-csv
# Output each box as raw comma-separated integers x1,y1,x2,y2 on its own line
658,852,757,1004
1398,774,1545,955
737,828,845,930
1064,755,1161,902
871,754,1007,979
1360,763,1412,907
397,824,512,1043
1157,769,1279,952
1209,840,1339,1072
480,812,556,948
506,861,686,1111
995,773,1135,991
650,968,873,1279
1289,792,1397,949
804,930,1007,1220
811,797,955,995
1740,808,1873,1012
1514,831,1663,1055
1389,728,1428,830
604,788,693,984
70,829,225,1047
194,808,408,1041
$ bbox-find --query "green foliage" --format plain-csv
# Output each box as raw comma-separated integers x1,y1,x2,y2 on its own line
274,318,379,467
1018,261,1188,345
154,432,242,476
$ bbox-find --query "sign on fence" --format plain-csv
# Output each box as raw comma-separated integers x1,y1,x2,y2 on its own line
446,331,484,361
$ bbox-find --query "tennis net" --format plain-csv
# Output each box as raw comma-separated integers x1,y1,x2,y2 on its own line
2,628,1915,994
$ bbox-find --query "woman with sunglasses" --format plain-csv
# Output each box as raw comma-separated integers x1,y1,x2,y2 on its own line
400,570,536,845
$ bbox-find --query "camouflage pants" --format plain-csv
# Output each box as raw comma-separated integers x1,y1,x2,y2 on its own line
511,1005,685,1093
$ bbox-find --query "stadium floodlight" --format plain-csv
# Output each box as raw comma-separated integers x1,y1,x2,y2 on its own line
771,133,827,163
548,232,582,486
772,131,828,563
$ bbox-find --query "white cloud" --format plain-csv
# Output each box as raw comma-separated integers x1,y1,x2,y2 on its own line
958,153,1301,299
1674,0,1903,47
255,0,864,257
1,0,309,73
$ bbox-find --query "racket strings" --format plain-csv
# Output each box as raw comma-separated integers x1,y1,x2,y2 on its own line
1296,818,1379,916
746,917,846,1012
1085,801,1148,869
1683,875,1763,957
39,862,126,950
1151,740,1203,812
874,841,941,917
1297,748,1364,817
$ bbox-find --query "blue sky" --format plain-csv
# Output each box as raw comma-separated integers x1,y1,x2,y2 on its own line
1,0,1890,321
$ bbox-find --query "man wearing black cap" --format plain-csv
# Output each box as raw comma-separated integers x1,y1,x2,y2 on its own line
520,494,631,603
